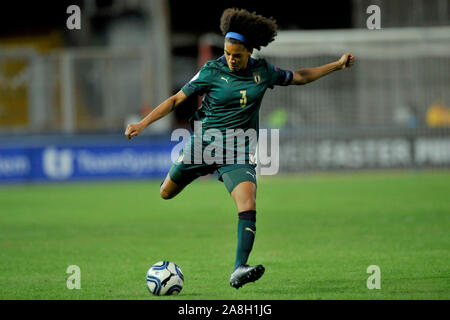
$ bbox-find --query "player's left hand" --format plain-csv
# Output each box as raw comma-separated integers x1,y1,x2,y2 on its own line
125,122,144,140
338,53,354,70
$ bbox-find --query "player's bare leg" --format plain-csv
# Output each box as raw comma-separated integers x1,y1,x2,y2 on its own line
231,181,257,212
160,174,186,200
229,181,265,289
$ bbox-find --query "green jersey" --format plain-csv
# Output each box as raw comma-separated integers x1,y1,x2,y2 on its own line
180,55,293,164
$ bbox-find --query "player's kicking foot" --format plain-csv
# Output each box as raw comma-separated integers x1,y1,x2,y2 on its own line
230,264,265,289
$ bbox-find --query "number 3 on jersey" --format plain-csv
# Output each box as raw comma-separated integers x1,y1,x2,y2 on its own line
240,90,247,107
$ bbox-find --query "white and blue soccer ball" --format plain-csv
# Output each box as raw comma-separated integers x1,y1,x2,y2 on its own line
146,261,184,296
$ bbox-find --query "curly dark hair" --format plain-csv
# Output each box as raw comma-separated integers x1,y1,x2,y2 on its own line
219,8,278,51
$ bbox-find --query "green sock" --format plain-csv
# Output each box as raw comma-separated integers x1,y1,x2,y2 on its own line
234,210,256,271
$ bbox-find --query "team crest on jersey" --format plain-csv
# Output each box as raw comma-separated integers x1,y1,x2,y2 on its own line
253,72,261,83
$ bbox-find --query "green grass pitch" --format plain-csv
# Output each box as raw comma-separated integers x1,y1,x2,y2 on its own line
0,170,449,300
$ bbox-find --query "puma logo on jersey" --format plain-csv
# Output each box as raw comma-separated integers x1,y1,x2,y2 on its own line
245,227,256,235
220,76,229,83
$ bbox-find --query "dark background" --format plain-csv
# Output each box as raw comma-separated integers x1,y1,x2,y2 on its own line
0,0,353,37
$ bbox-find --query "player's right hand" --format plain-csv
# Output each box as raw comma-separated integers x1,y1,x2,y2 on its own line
338,52,354,70
125,123,143,140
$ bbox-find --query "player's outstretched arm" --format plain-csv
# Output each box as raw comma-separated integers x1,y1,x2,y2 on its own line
125,90,188,140
290,53,354,85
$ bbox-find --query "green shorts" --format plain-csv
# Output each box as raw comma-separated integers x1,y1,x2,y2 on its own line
168,161,257,194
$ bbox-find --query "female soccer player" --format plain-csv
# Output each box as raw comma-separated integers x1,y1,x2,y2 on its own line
125,8,354,289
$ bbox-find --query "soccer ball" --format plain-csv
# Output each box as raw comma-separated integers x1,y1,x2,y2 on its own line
146,261,184,296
